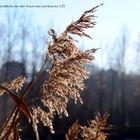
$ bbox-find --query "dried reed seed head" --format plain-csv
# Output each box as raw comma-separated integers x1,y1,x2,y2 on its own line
0,76,26,96
42,38,97,120
81,112,109,140
65,121,81,140
10,76,26,92
48,36,79,60
41,60,86,105
66,112,109,140
32,107,54,133
64,4,103,38
41,4,101,134
42,95,68,117
82,127,107,140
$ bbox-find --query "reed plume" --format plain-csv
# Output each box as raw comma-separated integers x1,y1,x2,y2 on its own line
65,113,110,140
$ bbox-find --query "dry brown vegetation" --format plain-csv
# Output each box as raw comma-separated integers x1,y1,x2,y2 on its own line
65,113,110,140
0,4,109,140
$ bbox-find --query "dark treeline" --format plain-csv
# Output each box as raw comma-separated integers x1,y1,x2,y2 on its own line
0,10,140,140
0,10,46,76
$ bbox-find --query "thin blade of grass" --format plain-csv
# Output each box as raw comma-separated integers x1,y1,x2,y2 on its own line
0,85,32,122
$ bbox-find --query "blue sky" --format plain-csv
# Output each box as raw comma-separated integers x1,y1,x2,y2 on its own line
1,0,140,44
0,0,140,71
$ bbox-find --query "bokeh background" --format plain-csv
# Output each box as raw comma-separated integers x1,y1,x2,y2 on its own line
0,0,140,139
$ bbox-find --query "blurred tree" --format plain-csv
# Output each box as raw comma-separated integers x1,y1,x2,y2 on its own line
18,14,31,75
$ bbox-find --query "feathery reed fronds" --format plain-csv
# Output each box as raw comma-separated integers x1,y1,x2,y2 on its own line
0,76,26,96
81,113,110,140
64,4,103,39
65,113,110,140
